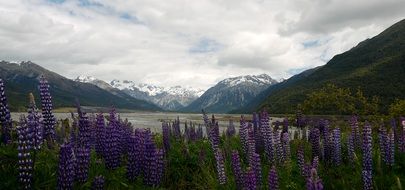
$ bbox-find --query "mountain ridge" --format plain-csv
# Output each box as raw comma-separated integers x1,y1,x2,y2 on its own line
0,61,161,111
76,76,205,111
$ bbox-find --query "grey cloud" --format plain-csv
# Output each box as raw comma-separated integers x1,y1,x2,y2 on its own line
0,0,403,89
281,0,405,35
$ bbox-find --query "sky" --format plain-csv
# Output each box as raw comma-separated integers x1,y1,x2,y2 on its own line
0,0,404,89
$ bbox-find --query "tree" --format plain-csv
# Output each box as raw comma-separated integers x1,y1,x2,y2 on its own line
302,84,379,115
389,99,405,118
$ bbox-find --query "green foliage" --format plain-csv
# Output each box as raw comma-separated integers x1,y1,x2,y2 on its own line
389,99,405,118
302,84,379,115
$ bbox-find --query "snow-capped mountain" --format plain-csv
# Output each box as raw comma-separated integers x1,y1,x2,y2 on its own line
75,76,205,111
110,80,204,97
75,75,117,92
110,80,204,110
219,74,277,87
182,74,278,113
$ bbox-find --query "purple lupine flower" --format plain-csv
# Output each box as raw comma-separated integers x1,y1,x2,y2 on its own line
0,78,12,144
261,110,274,163
39,76,56,147
350,115,361,150
231,151,244,189
320,120,330,161
251,153,261,187
247,123,256,166
268,166,279,190
143,130,158,186
400,117,405,153
282,132,291,164
303,162,312,179
185,122,197,142
309,128,320,160
127,132,142,181
89,115,97,149
27,93,43,151
131,129,146,179
76,102,91,148
162,122,171,153
347,134,355,163
119,119,132,155
202,109,210,124
95,113,105,157
202,110,211,134
57,142,75,190
17,116,33,190
214,149,227,185
298,144,305,177
306,168,323,190
92,175,105,190
253,113,264,153
273,129,283,164
75,146,90,183
385,130,395,167
390,119,397,149
332,128,341,165
226,120,236,137
208,122,220,151
312,156,319,171
362,122,373,190
378,126,387,164
104,109,121,169
155,148,165,185
240,116,249,158
244,168,256,190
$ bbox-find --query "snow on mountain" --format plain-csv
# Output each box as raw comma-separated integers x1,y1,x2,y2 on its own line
76,75,98,83
110,80,204,98
76,76,205,111
220,74,278,87
183,74,278,113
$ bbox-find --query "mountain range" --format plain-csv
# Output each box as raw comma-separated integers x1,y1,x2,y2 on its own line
0,61,161,111
76,74,277,113
75,76,204,111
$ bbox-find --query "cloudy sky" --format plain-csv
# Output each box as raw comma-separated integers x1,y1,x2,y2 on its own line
0,0,404,89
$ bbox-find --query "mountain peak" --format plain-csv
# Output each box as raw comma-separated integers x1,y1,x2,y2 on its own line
220,74,277,87
75,75,97,83
183,73,278,113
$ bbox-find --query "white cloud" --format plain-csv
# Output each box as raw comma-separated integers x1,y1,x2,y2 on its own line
0,0,404,89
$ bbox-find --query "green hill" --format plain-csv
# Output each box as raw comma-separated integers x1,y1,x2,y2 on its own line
244,19,405,114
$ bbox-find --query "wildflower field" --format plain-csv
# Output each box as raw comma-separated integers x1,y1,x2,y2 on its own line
0,77,405,190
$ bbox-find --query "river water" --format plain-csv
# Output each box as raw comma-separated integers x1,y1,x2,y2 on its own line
11,111,284,133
